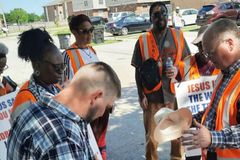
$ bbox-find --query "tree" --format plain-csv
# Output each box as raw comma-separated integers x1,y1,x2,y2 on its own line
7,8,28,24
28,13,41,22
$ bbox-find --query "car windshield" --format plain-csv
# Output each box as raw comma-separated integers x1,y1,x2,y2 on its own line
198,5,215,14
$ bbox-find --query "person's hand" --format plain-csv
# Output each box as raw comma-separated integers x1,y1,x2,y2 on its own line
140,95,148,110
181,119,211,150
165,66,178,79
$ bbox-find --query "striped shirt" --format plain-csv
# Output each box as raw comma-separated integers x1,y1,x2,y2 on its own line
7,93,95,160
194,60,240,150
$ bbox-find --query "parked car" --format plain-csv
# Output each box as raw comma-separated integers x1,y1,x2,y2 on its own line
90,16,108,26
105,15,151,35
108,11,135,22
139,13,150,21
196,2,240,26
179,8,198,26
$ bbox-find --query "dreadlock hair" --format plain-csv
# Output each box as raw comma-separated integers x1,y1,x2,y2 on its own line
18,28,57,62
68,14,92,32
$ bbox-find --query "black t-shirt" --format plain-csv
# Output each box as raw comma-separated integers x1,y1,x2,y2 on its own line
131,28,190,103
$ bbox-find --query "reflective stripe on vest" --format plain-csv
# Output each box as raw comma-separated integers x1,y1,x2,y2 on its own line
139,28,184,94
66,49,84,74
66,44,96,74
202,71,240,159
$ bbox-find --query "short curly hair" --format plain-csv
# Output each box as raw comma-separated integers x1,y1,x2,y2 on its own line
68,14,91,31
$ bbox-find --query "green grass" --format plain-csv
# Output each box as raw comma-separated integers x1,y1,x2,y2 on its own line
182,25,200,32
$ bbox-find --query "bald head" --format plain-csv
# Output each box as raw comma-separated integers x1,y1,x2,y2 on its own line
70,62,121,99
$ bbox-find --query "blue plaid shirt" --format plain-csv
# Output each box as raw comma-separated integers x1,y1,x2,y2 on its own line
7,93,95,160
194,60,240,150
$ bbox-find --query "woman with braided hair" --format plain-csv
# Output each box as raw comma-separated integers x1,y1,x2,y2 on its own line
11,28,66,119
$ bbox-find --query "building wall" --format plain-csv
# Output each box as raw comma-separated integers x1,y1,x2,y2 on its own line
67,1,74,16
46,6,56,22
171,0,217,10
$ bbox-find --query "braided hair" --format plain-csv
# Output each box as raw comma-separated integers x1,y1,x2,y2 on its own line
18,28,57,62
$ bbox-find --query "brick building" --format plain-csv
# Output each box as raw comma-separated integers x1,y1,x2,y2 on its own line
43,0,230,22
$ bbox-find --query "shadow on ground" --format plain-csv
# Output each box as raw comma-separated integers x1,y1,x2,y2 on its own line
106,85,170,160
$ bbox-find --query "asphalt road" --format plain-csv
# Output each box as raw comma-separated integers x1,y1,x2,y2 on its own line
1,30,197,160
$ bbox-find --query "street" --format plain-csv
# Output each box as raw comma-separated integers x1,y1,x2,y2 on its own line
0,31,197,160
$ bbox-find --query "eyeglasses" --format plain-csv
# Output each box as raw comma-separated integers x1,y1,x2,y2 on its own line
0,64,8,71
152,11,168,18
42,60,67,72
78,26,94,34
203,39,227,59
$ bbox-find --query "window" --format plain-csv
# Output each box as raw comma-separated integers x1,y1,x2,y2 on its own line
124,16,135,23
234,3,240,9
84,1,88,6
191,10,198,14
136,16,145,22
99,0,103,4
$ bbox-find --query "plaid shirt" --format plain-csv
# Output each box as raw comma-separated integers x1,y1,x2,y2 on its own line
7,93,95,160
194,60,240,151
27,75,60,100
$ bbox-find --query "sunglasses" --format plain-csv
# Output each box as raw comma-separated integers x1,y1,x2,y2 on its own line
153,11,168,18
78,26,94,34
42,60,67,72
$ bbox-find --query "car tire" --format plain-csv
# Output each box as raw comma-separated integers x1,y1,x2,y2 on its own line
121,27,128,35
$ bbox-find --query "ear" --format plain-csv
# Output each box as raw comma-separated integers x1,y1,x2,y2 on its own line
90,90,103,105
32,61,41,71
71,30,79,37
227,38,234,52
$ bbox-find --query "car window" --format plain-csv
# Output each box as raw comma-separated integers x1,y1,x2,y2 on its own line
182,10,190,16
233,3,240,9
199,5,215,14
224,3,233,10
191,10,198,14
136,16,145,22
124,16,136,23
122,13,127,17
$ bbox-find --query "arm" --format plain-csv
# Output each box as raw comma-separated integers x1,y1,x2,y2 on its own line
210,99,240,149
131,40,144,100
131,40,148,109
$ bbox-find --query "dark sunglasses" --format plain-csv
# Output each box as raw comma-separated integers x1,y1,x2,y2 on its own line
78,26,94,34
153,11,168,18
42,60,67,72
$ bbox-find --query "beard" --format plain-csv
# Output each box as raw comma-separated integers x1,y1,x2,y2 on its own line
85,105,99,123
154,17,167,32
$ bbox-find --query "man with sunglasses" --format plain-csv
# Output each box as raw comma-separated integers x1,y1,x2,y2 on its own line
182,19,240,160
178,25,220,81
62,14,109,160
131,2,190,160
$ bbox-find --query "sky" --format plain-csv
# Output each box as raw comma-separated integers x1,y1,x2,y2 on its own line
0,0,53,15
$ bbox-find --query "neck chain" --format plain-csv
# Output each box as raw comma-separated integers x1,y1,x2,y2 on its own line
82,48,92,59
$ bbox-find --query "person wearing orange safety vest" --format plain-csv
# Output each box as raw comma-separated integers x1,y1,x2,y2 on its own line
182,19,240,160
131,2,191,160
178,25,220,83
11,28,64,123
62,14,109,160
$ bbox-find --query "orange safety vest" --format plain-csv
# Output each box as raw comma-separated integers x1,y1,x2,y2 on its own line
139,28,184,94
12,81,62,113
65,43,96,74
179,55,220,81
201,70,240,159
